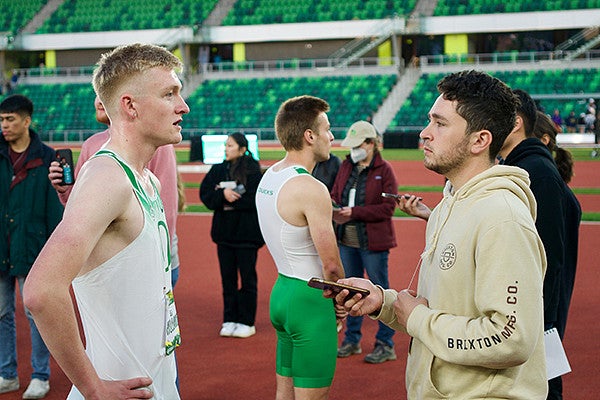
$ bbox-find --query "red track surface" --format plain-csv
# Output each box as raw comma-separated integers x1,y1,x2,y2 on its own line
8,160,599,400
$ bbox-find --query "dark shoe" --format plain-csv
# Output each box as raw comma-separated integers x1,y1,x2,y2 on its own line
337,342,361,358
364,341,396,364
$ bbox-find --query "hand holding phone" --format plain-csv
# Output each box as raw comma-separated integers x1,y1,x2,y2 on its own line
56,149,75,186
381,192,422,201
308,277,370,298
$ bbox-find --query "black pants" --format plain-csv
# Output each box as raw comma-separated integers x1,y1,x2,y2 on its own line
547,376,562,400
217,244,258,326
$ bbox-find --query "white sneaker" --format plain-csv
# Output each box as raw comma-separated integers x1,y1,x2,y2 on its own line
232,324,256,338
22,378,50,399
0,377,19,394
219,322,237,337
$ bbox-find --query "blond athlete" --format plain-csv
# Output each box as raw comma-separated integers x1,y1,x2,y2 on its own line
23,43,189,400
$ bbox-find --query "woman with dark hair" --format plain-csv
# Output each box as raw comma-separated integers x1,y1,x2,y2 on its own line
200,133,264,338
533,110,575,184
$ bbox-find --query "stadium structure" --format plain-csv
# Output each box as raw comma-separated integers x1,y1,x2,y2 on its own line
1,0,599,148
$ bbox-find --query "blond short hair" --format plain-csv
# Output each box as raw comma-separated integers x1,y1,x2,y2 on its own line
92,43,182,111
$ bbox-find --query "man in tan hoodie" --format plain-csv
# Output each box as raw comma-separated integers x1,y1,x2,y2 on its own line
335,70,548,399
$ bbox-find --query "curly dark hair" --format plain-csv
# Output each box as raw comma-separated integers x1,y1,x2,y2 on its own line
437,70,520,161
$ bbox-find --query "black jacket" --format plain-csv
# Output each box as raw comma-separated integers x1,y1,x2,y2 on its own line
503,138,581,337
1,129,64,275
199,157,264,248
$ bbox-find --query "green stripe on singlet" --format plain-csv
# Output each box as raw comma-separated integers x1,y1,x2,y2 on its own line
293,166,310,175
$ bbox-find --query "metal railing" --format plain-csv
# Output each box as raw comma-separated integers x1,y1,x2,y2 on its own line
198,56,401,75
420,49,600,67
15,49,600,86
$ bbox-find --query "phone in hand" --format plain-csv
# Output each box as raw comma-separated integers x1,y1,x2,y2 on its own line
233,184,246,195
381,192,422,201
307,277,370,298
56,149,75,186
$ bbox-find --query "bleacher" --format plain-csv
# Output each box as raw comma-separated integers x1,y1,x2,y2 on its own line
4,0,597,34
389,68,600,131
221,0,417,25
434,0,600,15
4,83,103,141
35,0,219,33
0,0,598,147
185,74,397,140
0,0,46,34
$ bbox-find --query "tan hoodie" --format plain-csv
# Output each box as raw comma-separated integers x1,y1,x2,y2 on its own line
376,165,548,399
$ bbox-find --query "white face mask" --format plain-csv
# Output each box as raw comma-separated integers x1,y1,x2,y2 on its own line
350,147,367,163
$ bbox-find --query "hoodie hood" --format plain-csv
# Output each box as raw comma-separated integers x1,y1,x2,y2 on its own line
447,164,536,221
503,137,554,168
422,165,536,262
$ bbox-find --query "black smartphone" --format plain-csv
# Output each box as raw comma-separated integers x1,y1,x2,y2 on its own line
381,193,422,201
381,193,409,200
56,149,75,186
307,277,370,297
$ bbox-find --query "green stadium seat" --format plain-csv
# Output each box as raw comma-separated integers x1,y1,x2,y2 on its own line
390,68,600,130
36,0,220,33
185,74,397,138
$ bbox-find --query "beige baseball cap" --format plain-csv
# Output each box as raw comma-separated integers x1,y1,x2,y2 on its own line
341,120,377,148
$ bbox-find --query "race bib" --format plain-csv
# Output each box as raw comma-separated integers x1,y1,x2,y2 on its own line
164,290,181,356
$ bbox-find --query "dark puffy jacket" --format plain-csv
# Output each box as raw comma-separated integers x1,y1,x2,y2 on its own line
0,129,64,276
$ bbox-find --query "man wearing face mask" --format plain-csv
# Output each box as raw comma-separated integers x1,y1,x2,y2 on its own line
331,120,398,364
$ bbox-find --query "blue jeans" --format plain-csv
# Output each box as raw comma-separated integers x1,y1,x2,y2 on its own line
339,245,395,347
0,273,50,380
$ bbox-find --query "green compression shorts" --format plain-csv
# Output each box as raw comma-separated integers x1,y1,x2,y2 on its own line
270,274,338,388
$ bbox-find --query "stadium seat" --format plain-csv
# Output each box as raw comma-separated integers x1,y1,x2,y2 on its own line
434,0,599,15
0,0,46,34
0,83,105,141
184,74,397,138
36,0,220,33
389,68,600,130
222,0,417,26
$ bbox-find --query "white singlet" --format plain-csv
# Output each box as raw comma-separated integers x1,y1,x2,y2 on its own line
256,165,324,281
68,150,180,400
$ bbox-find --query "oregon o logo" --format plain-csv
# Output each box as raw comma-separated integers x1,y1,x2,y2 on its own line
440,243,456,270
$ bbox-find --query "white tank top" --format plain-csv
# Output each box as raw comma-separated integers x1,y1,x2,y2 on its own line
68,150,180,400
256,165,323,281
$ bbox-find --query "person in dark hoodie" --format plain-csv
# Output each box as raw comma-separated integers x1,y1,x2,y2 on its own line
200,133,264,338
498,89,582,400
0,94,63,398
